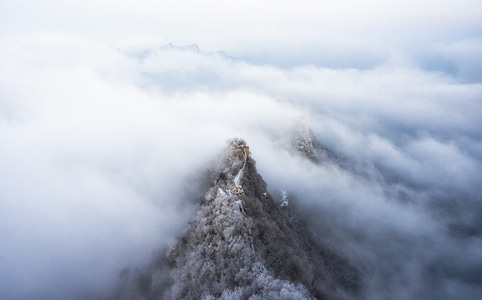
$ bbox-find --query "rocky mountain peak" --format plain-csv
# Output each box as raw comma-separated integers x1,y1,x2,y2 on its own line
291,123,336,163
112,138,359,300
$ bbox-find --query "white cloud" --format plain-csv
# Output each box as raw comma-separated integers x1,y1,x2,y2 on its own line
0,1,481,297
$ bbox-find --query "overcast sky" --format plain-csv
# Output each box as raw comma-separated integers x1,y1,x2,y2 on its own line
2,0,482,59
1,1,482,299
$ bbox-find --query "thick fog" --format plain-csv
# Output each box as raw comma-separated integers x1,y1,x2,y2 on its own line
1,1,481,299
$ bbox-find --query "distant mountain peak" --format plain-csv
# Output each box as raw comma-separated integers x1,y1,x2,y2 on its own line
160,42,201,53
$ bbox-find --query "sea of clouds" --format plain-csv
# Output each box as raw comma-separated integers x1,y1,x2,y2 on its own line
1,1,481,299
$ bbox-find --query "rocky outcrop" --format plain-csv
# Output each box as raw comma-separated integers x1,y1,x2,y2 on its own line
291,123,336,164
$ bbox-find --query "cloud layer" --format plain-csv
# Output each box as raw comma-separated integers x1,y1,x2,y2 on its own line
0,2,481,298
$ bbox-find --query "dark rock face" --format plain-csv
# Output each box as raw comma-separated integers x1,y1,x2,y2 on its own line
112,138,359,300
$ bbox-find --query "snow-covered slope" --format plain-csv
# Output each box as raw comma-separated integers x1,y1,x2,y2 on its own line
112,138,359,299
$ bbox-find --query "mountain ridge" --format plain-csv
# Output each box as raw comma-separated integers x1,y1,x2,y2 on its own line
112,138,360,299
